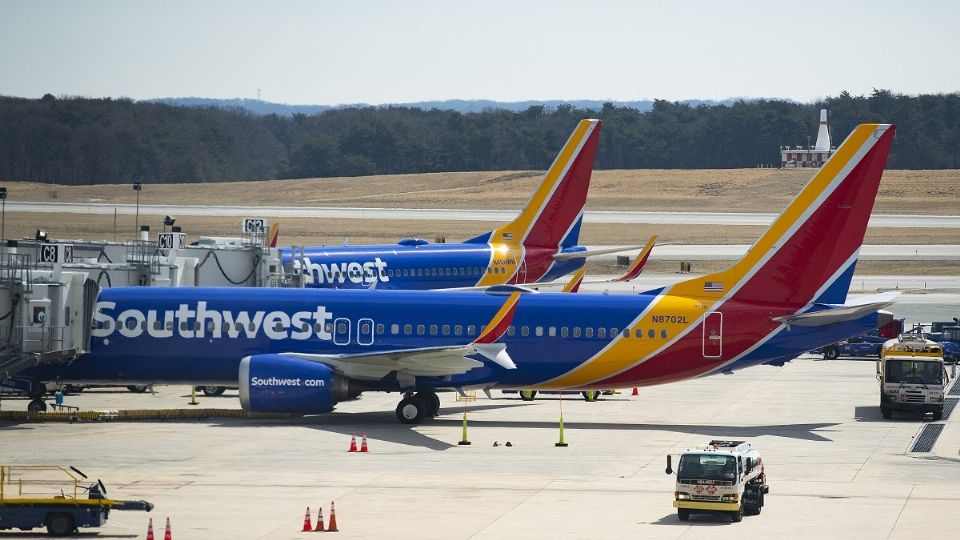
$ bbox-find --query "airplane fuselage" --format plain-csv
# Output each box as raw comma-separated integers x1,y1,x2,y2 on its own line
33,287,875,390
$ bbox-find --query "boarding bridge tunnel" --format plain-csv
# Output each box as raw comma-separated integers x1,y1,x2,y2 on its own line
0,250,98,383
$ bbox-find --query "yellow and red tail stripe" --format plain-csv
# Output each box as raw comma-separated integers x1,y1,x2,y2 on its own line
541,124,896,389
474,292,522,344
562,269,586,293
612,235,657,282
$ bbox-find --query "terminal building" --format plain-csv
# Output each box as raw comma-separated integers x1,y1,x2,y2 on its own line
780,109,835,168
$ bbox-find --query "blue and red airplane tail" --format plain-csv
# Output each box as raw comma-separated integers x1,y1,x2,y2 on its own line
671,123,896,309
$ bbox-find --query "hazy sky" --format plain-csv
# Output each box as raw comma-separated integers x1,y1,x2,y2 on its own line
2,0,957,105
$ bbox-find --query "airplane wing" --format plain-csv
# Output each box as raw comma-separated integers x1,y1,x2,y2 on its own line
551,244,646,261
772,292,899,327
279,291,522,384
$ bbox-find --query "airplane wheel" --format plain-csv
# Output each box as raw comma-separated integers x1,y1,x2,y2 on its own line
823,347,839,360
127,385,149,393
520,390,537,401
396,395,426,424
581,390,600,402
416,391,440,416
27,399,47,412
201,386,226,396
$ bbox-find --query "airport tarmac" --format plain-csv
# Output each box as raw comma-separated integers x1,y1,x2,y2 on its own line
0,357,957,539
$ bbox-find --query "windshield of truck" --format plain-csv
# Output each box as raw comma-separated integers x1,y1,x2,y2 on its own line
886,359,943,385
677,454,737,481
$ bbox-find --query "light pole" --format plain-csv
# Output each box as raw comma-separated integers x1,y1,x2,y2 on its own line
0,187,6,241
133,182,142,238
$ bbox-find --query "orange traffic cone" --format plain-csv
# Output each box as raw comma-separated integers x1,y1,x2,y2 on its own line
348,434,358,453
632,387,639,396
146,517,155,540
314,506,325,532
163,517,172,540
302,507,313,532
327,501,339,532
360,433,369,453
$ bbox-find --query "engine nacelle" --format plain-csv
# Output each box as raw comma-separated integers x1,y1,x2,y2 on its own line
239,354,356,414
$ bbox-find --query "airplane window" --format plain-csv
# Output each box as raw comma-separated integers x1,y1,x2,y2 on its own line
507,326,516,336
459,267,465,275
548,326,556,337
180,321,188,332
598,328,606,339
223,322,231,332
361,322,371,334
520,326,529,337
445,268,451,276
391,324,399,335
208,321,217,332
585,327,594,338
126,319,136,330
661,329,668,339
454,325,462,336
386,270,393,277
609,328,617,338
166,321,174,330
376,323,384,334
467,325,477,335
417,324,425,335
417,269,423,276
337,322,347,334
430,324,438,335
325,322,333,334
153,321,162,330
430,268,437,276
561,327,568,337
536,326,544,337
573,327,581,338
402,269,409,277
192,321,200,331
251,322,258,332
314,323,321,333
648,329,655,338
442,324,450,335
635,328,643,338
404,324,412,335
300,323,309,333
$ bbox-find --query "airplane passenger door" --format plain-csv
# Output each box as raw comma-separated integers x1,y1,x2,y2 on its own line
702,312,723,359
333,318,351,346
357,318,374,346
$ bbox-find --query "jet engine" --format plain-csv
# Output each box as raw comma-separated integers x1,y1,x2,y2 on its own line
238,354,359,414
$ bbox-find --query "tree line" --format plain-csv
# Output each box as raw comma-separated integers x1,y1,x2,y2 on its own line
1,89,958,185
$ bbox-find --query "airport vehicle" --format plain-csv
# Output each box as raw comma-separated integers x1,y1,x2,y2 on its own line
0,465,153,536
877,335,947,420
283,119,641,290
19,124,897,422
937,325,960,364
818,332,888,359
665,440,767,522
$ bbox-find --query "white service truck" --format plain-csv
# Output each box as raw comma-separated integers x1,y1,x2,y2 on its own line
665,440,768,522
878,335,947,420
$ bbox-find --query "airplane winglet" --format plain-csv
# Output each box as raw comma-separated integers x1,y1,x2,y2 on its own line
611,235,657,282
474,292,522,344
562,268,586,293
268,223,280,248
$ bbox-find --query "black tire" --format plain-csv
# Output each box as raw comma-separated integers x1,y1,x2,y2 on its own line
730,506,743,523
582,390,600,402
677,508,690,521
416,391,441,417
46,513,75,536
881,407,892,419
824,346,839,360
201,385,226,396
126,385,149,393
932,410,943,421
396,394,426,424
519,390,537,401
27,399,47,412
63,384,83,393
757,490,764,514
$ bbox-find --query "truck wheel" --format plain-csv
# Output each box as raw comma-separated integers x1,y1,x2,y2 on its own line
27,399,47,412
757,490,764,514
729,506,744,522
201,386,226,396
46,513,75,536
519,390,537,401
881,407,892,419
824,347,839,360
677,508,690,521
932,410,943,421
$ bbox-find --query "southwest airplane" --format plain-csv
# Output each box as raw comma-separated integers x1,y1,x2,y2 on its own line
22,124,897,425
281,119,640,290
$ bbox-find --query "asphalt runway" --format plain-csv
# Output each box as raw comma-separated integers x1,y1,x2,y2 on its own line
8,201,960,228
0,358,957,539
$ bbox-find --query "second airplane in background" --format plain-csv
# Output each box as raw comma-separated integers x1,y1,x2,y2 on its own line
281,119,638,290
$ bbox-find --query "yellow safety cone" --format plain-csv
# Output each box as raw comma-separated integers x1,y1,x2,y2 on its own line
188,386,199,406
458,408,471,446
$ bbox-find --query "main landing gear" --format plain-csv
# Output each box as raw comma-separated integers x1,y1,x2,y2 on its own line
395,391,441,424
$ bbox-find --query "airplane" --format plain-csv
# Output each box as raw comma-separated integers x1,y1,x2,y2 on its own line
557,235,658,293
19,123,897,426
281,119,640,290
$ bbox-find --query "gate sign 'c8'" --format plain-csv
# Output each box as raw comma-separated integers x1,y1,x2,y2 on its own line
40,244,58,263
243,218,266,234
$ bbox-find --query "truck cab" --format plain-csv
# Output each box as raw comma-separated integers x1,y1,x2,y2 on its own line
666,440,768,522
877,335,947,420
